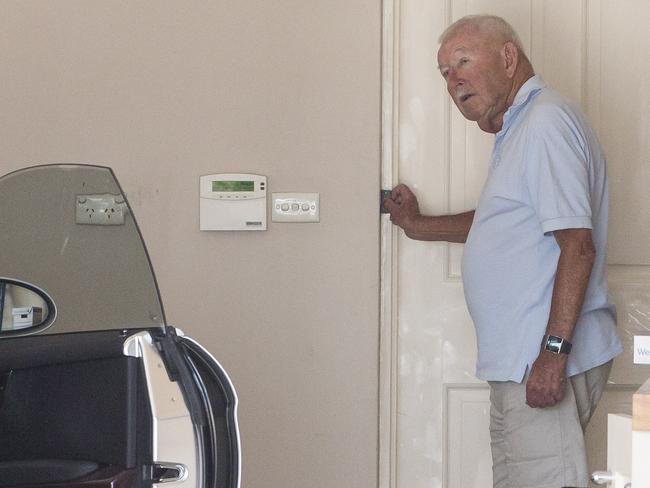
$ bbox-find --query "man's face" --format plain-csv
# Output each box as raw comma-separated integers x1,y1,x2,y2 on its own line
437,27,510,133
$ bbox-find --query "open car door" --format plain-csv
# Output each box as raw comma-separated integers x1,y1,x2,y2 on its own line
0,164,240,488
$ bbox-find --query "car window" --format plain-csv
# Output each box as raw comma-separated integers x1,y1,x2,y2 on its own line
0,164,166,335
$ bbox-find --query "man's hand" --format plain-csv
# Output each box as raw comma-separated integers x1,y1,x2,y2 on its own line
382,184,422,232
383,184,474,242
526,352,567,408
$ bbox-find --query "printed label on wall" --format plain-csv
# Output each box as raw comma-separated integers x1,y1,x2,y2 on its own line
634,336,650,365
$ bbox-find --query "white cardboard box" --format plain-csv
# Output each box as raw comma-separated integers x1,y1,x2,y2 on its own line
11,307,43,329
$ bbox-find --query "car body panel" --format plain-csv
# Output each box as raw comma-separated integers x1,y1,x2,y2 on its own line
124,331,197,486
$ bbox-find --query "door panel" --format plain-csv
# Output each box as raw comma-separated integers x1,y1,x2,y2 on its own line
382,1,650,487
126,329,242,488
0,331,153,488
124,331,198,487
1,358,138,464
0,465,137,488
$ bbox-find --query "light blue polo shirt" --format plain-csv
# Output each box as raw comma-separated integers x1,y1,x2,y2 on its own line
462,75,622,382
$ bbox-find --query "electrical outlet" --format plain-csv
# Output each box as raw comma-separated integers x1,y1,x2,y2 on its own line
76,194,127,225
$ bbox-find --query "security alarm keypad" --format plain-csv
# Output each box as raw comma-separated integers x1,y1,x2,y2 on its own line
200,173,267,231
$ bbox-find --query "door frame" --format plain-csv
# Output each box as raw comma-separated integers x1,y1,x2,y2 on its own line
378,1,399,487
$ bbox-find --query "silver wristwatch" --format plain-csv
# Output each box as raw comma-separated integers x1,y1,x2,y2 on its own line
543,334,572,355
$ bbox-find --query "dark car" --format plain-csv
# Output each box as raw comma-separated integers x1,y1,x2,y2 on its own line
0,164,240,488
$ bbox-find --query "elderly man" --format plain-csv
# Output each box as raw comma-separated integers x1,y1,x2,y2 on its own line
384,15,622,488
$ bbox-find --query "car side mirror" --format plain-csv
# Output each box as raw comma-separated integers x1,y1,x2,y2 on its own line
0,278,56,336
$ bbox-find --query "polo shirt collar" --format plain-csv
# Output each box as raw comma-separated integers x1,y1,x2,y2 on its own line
499,74,546,136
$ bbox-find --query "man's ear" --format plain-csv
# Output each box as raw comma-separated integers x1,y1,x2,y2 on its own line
502,41,519,78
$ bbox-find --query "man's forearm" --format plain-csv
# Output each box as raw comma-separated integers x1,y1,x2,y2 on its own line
403,211,475,243
545,229,596,343
384,185,474,242
525,228,596,408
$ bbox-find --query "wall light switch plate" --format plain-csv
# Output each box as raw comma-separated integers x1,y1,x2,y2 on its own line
272,193,319,223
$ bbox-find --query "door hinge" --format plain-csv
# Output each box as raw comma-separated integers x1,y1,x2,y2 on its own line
151,462,189,483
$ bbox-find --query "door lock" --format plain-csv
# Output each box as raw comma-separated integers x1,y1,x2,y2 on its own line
380,189,392,214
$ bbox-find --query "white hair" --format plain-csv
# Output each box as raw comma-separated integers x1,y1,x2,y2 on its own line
439,15,526,55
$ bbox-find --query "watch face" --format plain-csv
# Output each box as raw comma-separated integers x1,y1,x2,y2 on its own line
545,335,563,354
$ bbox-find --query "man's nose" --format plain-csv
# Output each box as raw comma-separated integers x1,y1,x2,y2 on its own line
446,70,463,90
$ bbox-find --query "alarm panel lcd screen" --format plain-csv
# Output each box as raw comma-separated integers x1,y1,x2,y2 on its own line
212,181,254,192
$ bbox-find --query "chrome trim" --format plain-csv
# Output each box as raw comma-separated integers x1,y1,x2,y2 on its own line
591,471,614,485
123,333,143,357
153,462,189,483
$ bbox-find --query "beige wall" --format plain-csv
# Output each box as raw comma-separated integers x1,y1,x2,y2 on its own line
0,1,381,487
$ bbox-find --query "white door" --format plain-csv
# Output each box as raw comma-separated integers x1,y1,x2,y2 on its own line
379,1,650,487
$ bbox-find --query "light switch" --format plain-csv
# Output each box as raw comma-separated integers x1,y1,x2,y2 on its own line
272,193,320,223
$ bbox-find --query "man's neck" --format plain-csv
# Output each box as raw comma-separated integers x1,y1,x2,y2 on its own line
481,65,536,133
506,67,536,111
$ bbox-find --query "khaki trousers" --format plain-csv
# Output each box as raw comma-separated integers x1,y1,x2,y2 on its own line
488,361,612,488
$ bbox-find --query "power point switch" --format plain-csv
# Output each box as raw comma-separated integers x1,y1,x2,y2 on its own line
76,194,128,226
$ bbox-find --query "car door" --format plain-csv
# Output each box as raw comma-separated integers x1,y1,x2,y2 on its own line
0,164,240,488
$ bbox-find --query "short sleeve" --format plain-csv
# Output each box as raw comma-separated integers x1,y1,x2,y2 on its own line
524,104,592,234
